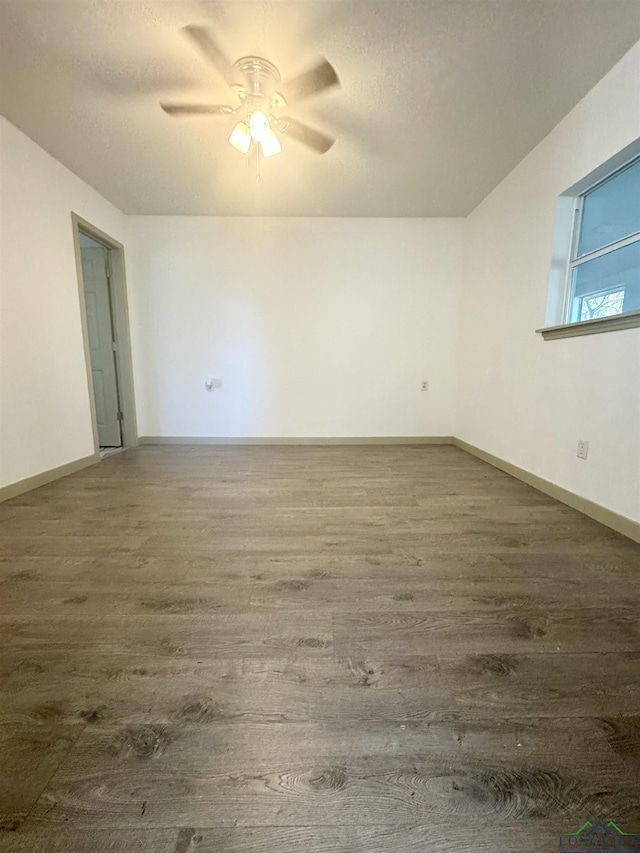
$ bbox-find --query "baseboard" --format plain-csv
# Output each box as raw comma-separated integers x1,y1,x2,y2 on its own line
0,453,100,503
139,435,455,446
453,438,640,545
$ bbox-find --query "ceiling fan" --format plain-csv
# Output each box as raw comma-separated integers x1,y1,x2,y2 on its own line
160,25,340,159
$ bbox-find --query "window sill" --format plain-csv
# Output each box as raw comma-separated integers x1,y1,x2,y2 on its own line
537,310,640,340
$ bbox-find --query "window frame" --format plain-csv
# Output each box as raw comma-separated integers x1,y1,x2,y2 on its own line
539,141,640,341
563,157,640,324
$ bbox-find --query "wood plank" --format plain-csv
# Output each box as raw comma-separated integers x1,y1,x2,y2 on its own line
434,652,640,717
0,723,82,832
0,829,176,852
23,723,640,827
10,717,627,764
0,579,255,617
333,609,640,655
0,536,147,558
7,572,639,617
134,824,615,853
0,555,262,585
3,549,637,585
250,652,640,717
4,650,638,728
0,613,333,660
0,663,407,727
248,573,640,610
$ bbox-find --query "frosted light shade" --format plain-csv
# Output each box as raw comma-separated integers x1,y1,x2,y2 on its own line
229,122,250,154
261,130,282,158
249,111,270,143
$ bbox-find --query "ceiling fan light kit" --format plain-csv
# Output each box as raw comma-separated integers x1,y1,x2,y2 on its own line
228,57,285,160
160,25,339,167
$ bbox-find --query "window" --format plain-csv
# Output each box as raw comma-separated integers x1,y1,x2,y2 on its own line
566,156,640,324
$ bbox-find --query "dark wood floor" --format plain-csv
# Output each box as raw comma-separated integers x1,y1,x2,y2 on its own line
0,445,639,852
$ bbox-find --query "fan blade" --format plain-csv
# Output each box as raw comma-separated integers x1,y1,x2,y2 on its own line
281,58,339,104
161,103,234,116
279,117,335,154
182,24,233,84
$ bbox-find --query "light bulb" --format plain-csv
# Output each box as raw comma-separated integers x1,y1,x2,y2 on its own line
261,129,282,158
249,110,270,143
229,122,251,154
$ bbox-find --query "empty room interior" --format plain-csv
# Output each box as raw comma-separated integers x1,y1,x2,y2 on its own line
1,1,640,851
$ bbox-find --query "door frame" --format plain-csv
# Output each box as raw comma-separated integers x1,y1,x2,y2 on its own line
72,212,138,452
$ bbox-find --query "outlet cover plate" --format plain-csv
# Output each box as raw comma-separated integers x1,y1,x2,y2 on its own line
577,440,589,460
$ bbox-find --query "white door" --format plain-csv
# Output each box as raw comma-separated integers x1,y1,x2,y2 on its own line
81,246,122,447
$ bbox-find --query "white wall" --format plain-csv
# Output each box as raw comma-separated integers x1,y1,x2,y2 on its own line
0,117,126,487
456,42,640,522
128,217,464,438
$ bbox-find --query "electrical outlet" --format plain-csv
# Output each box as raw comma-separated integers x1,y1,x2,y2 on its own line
577,440,589,460
421,380,429,392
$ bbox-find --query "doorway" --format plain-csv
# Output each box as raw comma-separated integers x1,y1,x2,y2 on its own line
73,214,137,455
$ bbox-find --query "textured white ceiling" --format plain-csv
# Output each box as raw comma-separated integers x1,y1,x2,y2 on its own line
1,0,639,216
